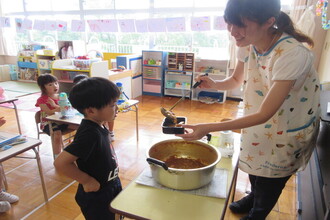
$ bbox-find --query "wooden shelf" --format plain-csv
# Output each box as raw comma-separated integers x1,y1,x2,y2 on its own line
51,59,109,93
165,52,195,99
167,52,194,72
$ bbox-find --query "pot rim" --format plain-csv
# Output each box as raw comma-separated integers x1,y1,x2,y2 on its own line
147,139,221,171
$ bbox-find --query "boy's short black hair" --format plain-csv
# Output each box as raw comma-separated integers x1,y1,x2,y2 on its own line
37,74,58,95
69,77,120,114
73,74,88,84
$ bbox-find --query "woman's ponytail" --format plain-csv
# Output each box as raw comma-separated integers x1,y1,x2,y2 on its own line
276,11,314,48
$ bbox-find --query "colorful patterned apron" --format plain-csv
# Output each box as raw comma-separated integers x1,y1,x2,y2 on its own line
239,36,320,178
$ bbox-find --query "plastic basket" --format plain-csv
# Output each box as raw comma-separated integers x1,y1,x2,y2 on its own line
198,91,224,103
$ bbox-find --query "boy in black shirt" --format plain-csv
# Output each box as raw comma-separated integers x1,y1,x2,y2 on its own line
54,77,122,220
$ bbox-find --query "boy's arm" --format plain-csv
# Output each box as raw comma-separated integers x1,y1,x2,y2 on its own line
54,151,100,192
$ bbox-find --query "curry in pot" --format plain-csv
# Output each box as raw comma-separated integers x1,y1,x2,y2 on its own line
164,155,207,169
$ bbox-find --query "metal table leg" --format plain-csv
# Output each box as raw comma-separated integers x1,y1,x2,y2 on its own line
11,101,22,135
134,104,139,142
33,147,48,202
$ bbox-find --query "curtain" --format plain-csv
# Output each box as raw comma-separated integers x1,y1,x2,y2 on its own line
0,2,17,56
290,0,309,24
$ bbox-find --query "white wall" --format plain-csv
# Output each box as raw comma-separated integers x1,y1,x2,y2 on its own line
0,55,16,65
317,30,330,87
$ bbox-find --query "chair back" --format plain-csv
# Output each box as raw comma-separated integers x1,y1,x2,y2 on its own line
35,111,45,139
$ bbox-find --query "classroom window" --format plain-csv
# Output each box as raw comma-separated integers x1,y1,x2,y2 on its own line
0,0,293,60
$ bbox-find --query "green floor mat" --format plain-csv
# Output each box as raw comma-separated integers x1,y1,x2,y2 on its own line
0,81,40,97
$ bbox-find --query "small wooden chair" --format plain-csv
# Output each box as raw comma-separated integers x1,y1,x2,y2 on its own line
34,111,76,153
35,111,47,140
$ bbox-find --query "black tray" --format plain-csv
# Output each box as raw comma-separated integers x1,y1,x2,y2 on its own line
162,117,186,134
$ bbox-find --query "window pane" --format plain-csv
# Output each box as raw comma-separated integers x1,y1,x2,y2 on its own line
25,0,79,11
194,0,227,8
116,13,149,19
30,31,57,49
117,33,148,53
154,0,194,8
83,0,115,9
25,0,52,11
115,0,149,9
1,0,24,14
87,33,117,52
192,31,229,60
51,0,80,11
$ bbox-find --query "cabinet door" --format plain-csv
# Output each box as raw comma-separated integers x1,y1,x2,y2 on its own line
143,66,162,80
142,50,166,96
143,79,162,94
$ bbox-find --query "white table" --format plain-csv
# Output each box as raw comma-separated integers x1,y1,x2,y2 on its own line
0,132,48,202
45,99,140,142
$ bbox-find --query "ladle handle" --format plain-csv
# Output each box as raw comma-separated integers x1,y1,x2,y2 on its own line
192,73,209,88
146,158,169,170
168,73,209,111
169,95,186,111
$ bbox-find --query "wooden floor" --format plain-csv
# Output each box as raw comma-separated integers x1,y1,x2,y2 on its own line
0,94,297,220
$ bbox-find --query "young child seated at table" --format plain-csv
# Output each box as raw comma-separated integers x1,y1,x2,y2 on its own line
73,74,116,142
0,117,19,213
35,74,77,159
54,77,122,220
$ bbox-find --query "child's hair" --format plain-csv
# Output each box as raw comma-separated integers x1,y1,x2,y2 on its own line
37,74,58,95
69,77,120,115
73,74,88,84
224,0,314,47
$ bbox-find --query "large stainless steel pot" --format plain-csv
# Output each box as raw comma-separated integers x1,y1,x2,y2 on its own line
146,139,221,190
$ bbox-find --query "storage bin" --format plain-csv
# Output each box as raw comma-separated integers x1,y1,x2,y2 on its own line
166,80,177,88
9,65,17,72
17,61,37,69
73,58,101,70
143,82,161,93
198,91,224,103
10,72,17,80
175,82,182,88
143,66,161,79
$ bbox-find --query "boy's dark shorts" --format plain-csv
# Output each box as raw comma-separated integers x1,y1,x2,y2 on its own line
75,177,122,220
42,123,69,135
